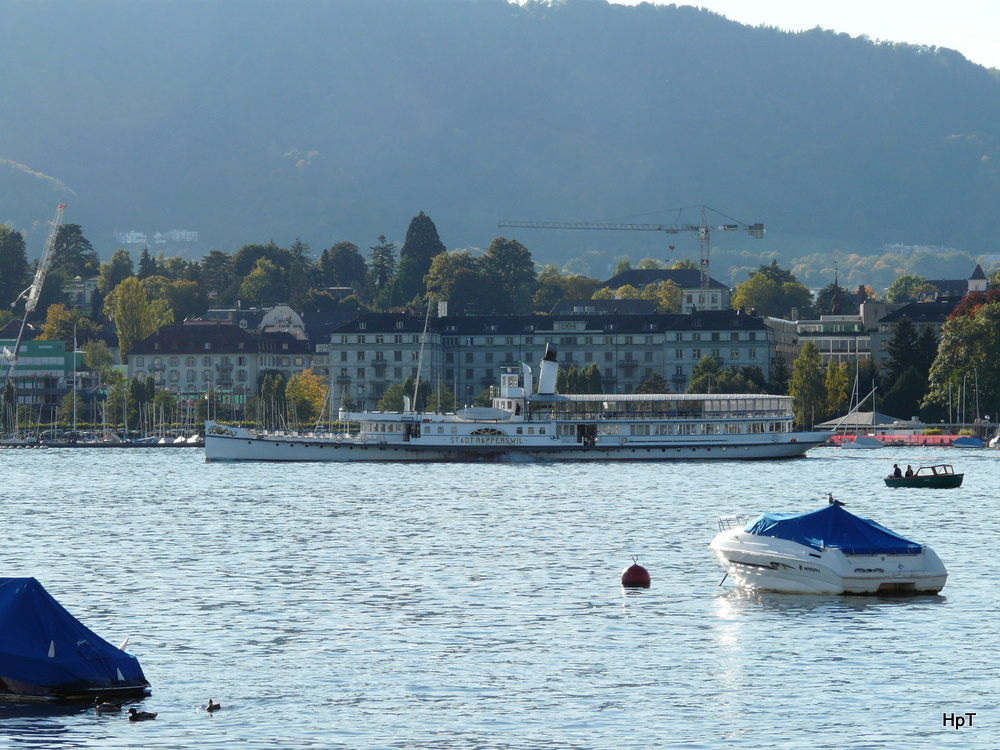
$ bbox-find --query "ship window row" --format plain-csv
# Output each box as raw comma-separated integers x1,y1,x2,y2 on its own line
622,421,788,436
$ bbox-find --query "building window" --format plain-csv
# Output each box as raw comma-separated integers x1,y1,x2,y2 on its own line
644,351,653,362
202,356,211,366
135,357,145,366
692,349,701,359
730,349,739,359
731,333,740,341
186,356,195,366
357,367,366,378
169,371,178,382
168,356,178,366
604,352,613,362
187,370,196,382
749,349,757,359
357,351,365,361
711,333,720,341
204,342,211,350
203,370,212,382
294,357,303,366
375,335,384,344
675,349,683,359
237,370,247,382
238,356,247,366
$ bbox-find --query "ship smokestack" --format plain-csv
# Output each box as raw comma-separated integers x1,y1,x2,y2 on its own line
537,344,559,395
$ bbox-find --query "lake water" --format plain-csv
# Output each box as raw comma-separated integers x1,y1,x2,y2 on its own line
0,446,996,749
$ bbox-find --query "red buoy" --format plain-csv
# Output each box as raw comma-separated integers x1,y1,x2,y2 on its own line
621,555,651,588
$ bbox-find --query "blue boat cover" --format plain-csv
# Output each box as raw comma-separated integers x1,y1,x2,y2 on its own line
0,578,148,696
743,504,923,555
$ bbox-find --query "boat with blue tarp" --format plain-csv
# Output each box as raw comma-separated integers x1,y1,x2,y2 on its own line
0,578,150,701
710,503,948,595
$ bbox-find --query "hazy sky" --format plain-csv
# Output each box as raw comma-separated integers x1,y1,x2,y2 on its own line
610,1,1000,69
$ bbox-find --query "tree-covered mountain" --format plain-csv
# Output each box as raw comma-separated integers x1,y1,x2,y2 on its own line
3,0,1000,287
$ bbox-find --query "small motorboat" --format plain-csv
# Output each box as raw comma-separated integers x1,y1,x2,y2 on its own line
952,436,984,448
710,503,947,595
840,435,883,449
884,464,963,488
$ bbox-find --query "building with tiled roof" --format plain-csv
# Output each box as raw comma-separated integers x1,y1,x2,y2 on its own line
325,308,772,410
597,268,731,313
127,321,312,415
924,263,988,298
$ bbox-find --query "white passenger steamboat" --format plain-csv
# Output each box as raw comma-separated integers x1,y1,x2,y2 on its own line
204,345,830,462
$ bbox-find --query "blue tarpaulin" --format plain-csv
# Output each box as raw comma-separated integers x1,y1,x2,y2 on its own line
744,504,924,555
0,578,148,697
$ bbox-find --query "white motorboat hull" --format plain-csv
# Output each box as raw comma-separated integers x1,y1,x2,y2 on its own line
710,528,947,595
840,435,883,449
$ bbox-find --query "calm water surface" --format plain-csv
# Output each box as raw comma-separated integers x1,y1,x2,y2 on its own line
0,446,996,749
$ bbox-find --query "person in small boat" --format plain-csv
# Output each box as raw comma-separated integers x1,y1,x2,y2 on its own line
892,464,902,478
904,465,914,477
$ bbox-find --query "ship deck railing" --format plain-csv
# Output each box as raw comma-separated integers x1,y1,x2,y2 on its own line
716,514,754,532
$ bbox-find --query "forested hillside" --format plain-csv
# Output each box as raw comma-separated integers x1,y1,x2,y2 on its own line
3,0,1000,287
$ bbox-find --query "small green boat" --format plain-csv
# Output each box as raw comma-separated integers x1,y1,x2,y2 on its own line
885,464,963,488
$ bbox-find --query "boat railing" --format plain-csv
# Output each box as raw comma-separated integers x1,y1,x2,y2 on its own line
716,514,753,532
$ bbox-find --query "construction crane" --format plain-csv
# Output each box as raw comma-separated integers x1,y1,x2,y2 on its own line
499,205,764,303
3,204,66,381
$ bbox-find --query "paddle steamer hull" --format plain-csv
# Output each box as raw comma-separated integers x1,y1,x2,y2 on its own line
204,423,829,462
